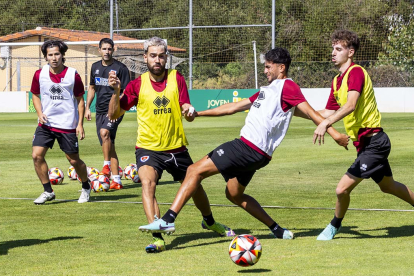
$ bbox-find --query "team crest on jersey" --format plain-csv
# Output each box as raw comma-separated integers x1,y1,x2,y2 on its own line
49,84,65,100
258,90,265,100
95,69,99,75
95,77,109,86
140,156,149,162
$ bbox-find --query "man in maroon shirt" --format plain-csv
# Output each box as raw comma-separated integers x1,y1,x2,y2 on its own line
31,40,91,205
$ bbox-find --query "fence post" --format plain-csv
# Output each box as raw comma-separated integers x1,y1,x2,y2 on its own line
189,0,193,89
253,41,258,89
110,0,114,39
17,60,21,91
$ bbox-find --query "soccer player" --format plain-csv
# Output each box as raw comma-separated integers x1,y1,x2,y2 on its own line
85,38,130,190
108,37,235,253
31,40,91,205
313,30,414,240
138,47,349,240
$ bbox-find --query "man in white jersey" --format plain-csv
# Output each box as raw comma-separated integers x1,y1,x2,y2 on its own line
31,40,91,204
139,47,349,239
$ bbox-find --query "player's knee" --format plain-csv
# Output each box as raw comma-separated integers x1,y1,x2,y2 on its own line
32,153,44,163
225,189,241,205
379,184,393,194
100,129,110,140
336,186,350,197
187,163,202,178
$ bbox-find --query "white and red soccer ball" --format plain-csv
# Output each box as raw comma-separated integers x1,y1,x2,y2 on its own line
48,167,64,185
90,174,110,192
87,166,100,181
229,234,262,267
124,163,140,182
67,166,78,180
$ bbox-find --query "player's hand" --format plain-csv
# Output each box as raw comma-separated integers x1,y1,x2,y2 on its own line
38,113,48,124
334,133,350,150
313,120,329,145
182,105,195,122
108,71,121,92
76,125,85,140
106,113,119,123
85,109,92,121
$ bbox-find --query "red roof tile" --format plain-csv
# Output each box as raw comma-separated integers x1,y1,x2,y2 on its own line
0,27,186,53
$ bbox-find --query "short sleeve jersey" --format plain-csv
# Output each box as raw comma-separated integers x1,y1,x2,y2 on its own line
31,66,85,97
120,69,190,110
90,59,130,114
325,62,365,110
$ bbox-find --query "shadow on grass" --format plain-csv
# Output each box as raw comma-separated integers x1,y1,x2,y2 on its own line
294,225,414,239
238,269,272,273
166,228,252,250
0,236,82,255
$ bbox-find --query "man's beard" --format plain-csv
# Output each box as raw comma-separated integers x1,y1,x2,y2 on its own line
148,63,165,76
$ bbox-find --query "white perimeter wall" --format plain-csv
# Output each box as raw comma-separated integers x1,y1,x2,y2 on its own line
302,87,414,112
0,88,414,112
0,92,27,112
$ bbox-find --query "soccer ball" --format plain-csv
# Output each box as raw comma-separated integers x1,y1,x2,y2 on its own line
124,163,137,180
48,167,64,185
67,166,78,180
91,174,110,192
111,166,124,179
229,234,262,267
87,166,100,181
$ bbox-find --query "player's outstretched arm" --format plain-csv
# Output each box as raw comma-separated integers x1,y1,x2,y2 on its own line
294,101,349,149
314,90,359,141
107,71,126,120
197,98,253,117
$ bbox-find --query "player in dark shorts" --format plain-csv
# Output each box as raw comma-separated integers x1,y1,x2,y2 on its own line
31,40,91,205
313,30,414,240
108,37,236,253
85,38,130,190
138,47,349,240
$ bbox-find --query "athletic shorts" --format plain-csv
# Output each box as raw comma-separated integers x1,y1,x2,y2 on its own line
32,126,79,154
135,148,193,182
96,113,124,145
208,139,270,187
347,131,393,183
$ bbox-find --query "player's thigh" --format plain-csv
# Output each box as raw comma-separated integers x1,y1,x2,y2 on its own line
226,177,246,199
138,165,159,183
190,155,221,179
56,132,79,154
336,173,363,194
32,146,49,159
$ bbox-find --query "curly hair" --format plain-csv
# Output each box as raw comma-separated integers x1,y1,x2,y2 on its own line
331,30,360,52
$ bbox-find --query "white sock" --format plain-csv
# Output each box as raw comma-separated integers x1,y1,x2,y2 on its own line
104,161,111,166
112,175,121,184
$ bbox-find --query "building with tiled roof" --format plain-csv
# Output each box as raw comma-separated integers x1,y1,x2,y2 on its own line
0,27,186,92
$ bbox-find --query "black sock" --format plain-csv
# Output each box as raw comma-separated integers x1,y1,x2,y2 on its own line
203,213,215,226
162,209,177,223
82,181,90,190
42,182,53,193
330,216,343,229
152,232,164,240
269,222,284,238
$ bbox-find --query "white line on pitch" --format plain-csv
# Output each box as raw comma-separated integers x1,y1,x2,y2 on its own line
1,197,413,212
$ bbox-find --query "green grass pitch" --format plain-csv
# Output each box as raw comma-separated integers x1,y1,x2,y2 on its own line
0,112,413,275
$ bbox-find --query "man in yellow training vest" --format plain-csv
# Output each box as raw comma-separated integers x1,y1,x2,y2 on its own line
108,37,235,253
314,29,414,240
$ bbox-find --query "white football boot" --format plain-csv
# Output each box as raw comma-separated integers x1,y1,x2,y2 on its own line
78,188,91,203
34,191,56,205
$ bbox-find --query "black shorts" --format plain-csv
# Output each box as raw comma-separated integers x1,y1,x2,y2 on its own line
135,148,193,182
347,131,393,183
32,126,79,154
208,139,270,187
96,113,124,145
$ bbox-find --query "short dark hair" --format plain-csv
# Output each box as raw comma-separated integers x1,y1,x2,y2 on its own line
99,38,114,48
331,30,360,53
41,40,68,63
264,47,292,74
